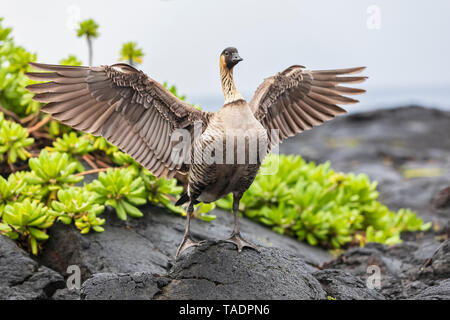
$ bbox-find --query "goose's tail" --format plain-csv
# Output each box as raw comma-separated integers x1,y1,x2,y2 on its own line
175,192,190,206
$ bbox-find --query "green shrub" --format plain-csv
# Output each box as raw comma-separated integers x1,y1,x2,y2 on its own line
163,82,186,101
0,173,27,217
25,150,83,199
217,154,431,249
91,136,118,155
111,150,139,167
140,168,183,213
51,187,105,234
2,199,54,255
140,168,216,221
50,132,93,156
10,171,46,201
48,132,94,171
0,112,34,163
0,18,39,117
88,168,147,220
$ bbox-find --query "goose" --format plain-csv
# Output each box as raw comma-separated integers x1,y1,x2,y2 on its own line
26,47,367,258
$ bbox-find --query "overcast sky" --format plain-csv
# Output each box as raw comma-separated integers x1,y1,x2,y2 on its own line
2,0,450,110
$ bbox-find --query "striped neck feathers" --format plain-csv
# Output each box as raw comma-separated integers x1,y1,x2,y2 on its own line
220,55,244,104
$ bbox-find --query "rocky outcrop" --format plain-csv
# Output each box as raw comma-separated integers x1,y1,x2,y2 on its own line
0,236,65,300
312,269,385,300
322,238,450,299
79,238,450,300
81,242,327,300
411,279,450,300
37,204,332,283
1,106,449,300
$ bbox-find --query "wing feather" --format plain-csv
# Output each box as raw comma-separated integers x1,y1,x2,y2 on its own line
26,62,210,178
250,65,367,143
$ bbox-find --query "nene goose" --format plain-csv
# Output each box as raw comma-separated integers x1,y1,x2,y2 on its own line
26,47,367,258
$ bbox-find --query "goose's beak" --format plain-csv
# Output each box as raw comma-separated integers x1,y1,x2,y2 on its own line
231,52,243,63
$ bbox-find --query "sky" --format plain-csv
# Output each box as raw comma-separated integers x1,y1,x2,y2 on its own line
2,0,450,111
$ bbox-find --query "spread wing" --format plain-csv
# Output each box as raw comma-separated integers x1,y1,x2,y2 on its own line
26,62,211,178
249,65,367,145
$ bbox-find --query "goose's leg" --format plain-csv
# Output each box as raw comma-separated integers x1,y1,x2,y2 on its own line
176,201,204,259
223,193,259,252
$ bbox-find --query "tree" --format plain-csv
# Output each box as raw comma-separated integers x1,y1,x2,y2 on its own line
76,19,99,66
119,41,144,67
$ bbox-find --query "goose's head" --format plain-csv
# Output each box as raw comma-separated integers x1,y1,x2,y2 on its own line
220,47,243,70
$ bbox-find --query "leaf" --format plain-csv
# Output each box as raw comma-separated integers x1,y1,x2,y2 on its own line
58,216,72,225
28,227,49,241
92,226,104,232
306,233,318,246
115,201,127,221
121,200,144,218
30,236,38,255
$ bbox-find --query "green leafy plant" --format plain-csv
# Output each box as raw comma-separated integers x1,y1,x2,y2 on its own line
140,168,183,213
25,150,84,199
10,171,46,201
163,82,186,101
51,187,105,234
48,117,73,137
193,202,217,222
0,18,39,117
48,132,94,171
88,168,147,220
217,154,431,249
0,112,34,163
111,150,139,167
140,168,216,220
0,221,13,237
0,173,27,217
2,199,55,255
91,136,118,155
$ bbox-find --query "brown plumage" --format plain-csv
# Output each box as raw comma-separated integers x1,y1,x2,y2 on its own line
26,47,367,258
27,63,211,179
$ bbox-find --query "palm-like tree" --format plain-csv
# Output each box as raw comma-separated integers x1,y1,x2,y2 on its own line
119,42,144,67
76,19,99,66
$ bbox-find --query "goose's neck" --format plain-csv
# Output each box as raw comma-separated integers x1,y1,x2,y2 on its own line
220,64,243,104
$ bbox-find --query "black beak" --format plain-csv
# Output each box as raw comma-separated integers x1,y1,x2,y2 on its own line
231,52,243,63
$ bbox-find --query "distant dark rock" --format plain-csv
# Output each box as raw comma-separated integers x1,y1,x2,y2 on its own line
411,279,450,300
0,235,65,300
417,240,450,282
322,238,449,299
313,269,385,300
52,288,80,300
432,186,450,209
81,242,327,300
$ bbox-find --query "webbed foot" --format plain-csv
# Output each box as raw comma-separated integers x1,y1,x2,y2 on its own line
223,232,259,252
175,235,205,259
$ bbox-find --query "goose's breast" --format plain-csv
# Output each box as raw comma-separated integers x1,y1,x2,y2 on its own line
189,104,268,202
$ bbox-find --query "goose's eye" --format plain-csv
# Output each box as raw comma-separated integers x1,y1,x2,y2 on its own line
225,52,229,56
